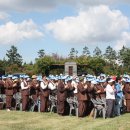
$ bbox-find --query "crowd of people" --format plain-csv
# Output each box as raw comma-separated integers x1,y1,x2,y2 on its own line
0,73,130,118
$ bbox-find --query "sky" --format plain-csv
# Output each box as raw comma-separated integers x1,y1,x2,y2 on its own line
0,0,130,63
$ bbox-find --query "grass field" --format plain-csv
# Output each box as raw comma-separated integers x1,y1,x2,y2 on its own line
0,111,130,130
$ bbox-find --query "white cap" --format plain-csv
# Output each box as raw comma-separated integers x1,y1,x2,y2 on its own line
91,80,98,85
108,79,115,83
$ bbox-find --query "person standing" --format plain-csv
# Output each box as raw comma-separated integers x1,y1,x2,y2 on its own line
123,79,130,112
86,80,96,116
21,76,31,111
71,77,78,97
39,75,50,112
30,75,40,104
66,78,75,98
4,75,14,111
0,76,6,109
114,77,123,116
96,79,106,100
0,76,5,96
77,77,88,117
48,78,57,96
57,79,68,115
106,79,116,118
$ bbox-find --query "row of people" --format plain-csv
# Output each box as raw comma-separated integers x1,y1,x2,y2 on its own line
0,75,57,112
0,74,130,118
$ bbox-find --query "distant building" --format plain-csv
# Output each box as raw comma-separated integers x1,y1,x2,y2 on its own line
65,62,77,76
50,62,87,76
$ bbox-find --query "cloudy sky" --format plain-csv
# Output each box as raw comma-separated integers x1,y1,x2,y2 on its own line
0,0,130,62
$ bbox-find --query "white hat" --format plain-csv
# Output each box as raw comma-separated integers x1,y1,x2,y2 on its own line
91,80,98,85
108,79,115,83
32,75,37,79
27,78,31,81
125,79,130,83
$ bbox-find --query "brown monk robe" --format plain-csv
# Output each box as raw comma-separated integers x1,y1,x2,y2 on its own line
30,76,40,103
66,80,75,115
12,79,21,109
57,80,68,115
94,83,106,99
4,78,14,111
123,82,130,112
86,82,96,116
21,79,30,111
0,79,5,109
39,76,50,112
0,78,5,95
11,79,19,109
77,79,88,117
13,79,21,94
50,80,58,96
67,81,75,98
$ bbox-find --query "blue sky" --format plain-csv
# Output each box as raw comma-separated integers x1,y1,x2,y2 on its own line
0,0,130,63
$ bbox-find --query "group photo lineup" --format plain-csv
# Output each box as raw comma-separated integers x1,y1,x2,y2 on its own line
0,0,130,130
0,72,130,119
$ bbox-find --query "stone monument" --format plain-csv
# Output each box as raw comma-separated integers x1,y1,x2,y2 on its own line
64,62,77,76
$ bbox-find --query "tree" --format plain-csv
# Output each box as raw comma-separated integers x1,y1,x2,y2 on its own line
23,63,36,76
75,50,78,58
82,46,90,57
35,56,54,76
118,46,130,70
23,62,27,65
104,46,117,63
76,55,89,65
29,61,33,65
38,49,45,58
88,58,106,75
0,58,8,69
118,46,128,64
0,60,6,75
93,46,102,57
6,45,23,66
68,48,78,59
6,64,21,74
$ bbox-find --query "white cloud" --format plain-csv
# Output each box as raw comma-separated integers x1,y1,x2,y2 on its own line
0,11,10,20
69,0,130,8
115,32,130,50
0,0,129,12
0,0,59,12
45,5,129,46
0,1,129,49
0,19,43,44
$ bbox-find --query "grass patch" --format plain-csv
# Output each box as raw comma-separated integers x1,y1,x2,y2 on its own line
0,110,130,130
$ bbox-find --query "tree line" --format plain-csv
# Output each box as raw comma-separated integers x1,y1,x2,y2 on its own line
0,45,130,76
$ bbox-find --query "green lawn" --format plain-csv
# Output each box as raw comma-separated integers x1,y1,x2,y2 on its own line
0,110,130,130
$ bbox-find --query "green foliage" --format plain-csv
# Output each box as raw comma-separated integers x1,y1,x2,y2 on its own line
49,68,64,75
0,60,6,69
93,46,102,57
6,45,23,66
22,64,36,76
0,60,6,74
104,46,117,63
37,49,45,58
68,48,78,59
103,65,116,75
0,45,130,75
88,57,106,75
35,56,55,75
5,64,22,74
118,46,130,68
75,55,89,65
82,46,90,57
